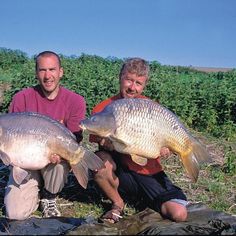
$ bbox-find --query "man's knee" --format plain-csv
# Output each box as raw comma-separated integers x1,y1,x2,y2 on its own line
161,201,188,222
95,151,116,170
170,208,187,222
4,188,39,220
5,206,31,220
93,151,117,182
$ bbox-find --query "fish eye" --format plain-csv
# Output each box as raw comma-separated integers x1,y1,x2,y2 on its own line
91,116,97,122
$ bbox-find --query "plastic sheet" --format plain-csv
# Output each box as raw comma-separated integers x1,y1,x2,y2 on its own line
0,203,235,235
0,216,84,235
68,203,236,235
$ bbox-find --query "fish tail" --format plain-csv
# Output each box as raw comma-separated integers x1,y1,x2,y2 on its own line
181,139,211,182
70,148,104,189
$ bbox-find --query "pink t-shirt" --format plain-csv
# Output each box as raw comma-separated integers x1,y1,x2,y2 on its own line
9,85,86,134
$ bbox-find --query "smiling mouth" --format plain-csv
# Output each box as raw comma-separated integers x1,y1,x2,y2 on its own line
126,92,136,97
44,81,54,87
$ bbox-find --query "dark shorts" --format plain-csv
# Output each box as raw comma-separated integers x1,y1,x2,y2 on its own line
116,164,187,212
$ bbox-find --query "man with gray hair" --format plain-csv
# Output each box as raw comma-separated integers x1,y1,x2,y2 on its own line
90,57,188,223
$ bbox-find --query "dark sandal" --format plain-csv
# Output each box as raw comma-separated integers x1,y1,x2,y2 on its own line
100,204,124,223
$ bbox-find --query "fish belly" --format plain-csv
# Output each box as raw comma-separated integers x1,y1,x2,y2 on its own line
2,138,50,170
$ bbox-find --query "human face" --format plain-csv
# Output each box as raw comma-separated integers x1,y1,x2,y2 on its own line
120,72,148,98
36,55,63,100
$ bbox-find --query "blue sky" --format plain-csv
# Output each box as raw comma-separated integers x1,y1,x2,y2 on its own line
1,0,236,68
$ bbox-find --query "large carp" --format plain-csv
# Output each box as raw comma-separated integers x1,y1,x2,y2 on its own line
80,98,211,182
0,112,103,188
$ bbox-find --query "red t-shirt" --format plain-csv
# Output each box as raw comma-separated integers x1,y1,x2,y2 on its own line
9,85,86,134
90,94,163,175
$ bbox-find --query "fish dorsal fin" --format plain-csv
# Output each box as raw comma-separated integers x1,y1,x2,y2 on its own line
13,166,30,185
131,154,147,166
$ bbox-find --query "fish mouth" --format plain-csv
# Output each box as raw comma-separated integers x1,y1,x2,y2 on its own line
79,123,86,130
79,123,103,136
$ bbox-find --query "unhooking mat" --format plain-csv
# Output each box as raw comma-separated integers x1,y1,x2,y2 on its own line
0,217,84,235
0,203,235,235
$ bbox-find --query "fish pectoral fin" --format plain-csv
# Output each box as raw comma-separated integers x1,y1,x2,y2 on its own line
131,154,147,166
13,166,30,185
0,151,11,165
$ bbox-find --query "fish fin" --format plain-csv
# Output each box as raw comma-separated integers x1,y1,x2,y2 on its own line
0,151,11,165
71,148,104,189
13,166,29,185
181,140,211,182
70,162,89,189
131,154,147,166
